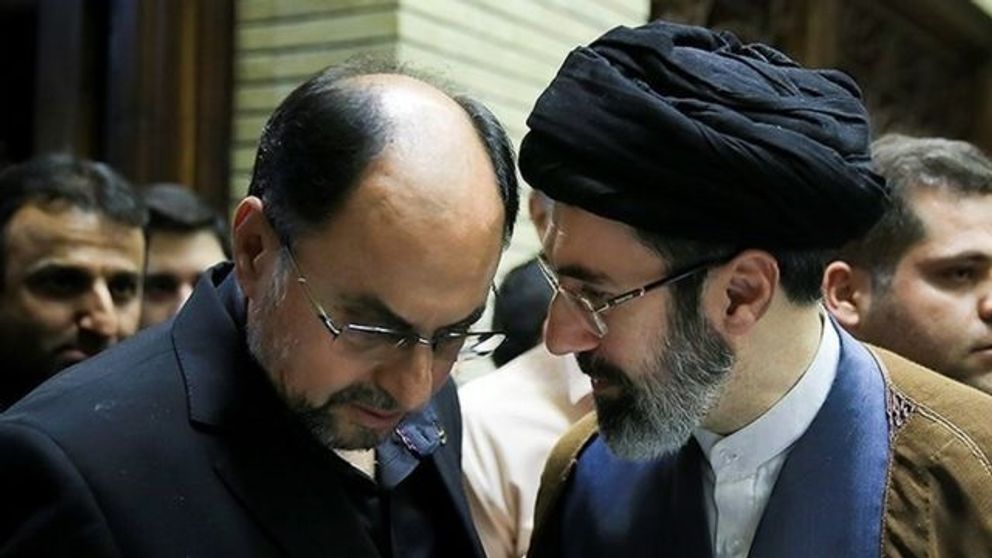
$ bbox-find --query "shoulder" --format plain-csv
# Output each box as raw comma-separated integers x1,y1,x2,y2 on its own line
2,325,184,450
876,345,992,463
460,346,576,420
870,346,992,554
461,347,556,399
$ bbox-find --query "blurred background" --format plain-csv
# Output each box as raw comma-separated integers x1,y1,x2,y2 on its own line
1,0,990,378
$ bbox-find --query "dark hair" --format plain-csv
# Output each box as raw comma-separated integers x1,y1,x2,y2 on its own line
491,258,554,366
0,154,147,289
248,57,518,246
838,134,992,287
142,183,230,257
634,231,828,308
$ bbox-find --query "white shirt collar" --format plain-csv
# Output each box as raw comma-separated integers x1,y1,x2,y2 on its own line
693,314,840,480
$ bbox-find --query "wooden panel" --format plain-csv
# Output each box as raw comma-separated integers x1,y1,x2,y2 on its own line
103,0,234,213
193,0,235,211
649,0,992,151
33,0,98,156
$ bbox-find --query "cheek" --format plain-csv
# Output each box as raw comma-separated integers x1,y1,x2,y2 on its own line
888,280,972,328
11,295,77,333
117,300,143,335
274,321,374,405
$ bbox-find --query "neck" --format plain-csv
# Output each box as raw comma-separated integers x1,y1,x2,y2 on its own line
702,296,824,434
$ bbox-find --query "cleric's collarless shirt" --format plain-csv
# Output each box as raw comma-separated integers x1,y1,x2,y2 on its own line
693,315,839,558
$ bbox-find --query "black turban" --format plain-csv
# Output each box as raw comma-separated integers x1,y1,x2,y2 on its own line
519,21,889,250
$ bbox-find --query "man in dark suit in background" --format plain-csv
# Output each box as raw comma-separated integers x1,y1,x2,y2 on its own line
139,182,230,329
0,155,146,411
0,60,518,557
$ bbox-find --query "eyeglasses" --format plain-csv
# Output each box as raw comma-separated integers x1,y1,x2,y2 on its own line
536,253,730,338
284,247,506,367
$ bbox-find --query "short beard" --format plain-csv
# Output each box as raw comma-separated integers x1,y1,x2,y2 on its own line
286,383,400,450
580,295,735,461
245,258,399,451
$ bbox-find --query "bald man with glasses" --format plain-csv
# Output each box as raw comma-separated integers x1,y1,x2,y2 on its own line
0,61,518,557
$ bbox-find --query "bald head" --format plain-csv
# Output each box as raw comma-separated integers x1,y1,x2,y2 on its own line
248,61,518,248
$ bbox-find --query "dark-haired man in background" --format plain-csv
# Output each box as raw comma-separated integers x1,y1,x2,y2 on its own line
140,182,229,329
522,21,992,557
0,61,518,557
824,134,992,396
0,155,146,411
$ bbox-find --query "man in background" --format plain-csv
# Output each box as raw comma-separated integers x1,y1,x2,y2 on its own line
140,182,229,329
0,155,146,410
824,134,992,395
461,190,592,558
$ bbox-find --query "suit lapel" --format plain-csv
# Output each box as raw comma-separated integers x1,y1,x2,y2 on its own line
431,445,486,557
212,428,381,557
749,328,890,557
173,268,381,557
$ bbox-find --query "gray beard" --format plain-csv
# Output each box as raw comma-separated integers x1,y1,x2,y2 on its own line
581,305,735,461
245,264,398,451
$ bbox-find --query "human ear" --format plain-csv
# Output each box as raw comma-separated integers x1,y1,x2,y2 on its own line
705,250,778,337
231,196,277,300
822,261,873,331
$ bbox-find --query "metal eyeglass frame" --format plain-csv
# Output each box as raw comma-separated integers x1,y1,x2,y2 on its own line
283,246,505,360
536,252,734,338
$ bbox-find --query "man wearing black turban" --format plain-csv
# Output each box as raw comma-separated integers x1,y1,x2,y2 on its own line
523,21,992,557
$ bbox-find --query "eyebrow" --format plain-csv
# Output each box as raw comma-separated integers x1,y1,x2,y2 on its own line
922,251,992,266
550,261,615,288
339,294,488,333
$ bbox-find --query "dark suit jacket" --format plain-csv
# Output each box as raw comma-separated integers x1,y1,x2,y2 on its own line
0,266,484,557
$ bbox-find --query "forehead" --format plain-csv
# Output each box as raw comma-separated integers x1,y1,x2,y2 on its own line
4,202,145,277
147,229,227,271
906,188,992,257
290,151,504,329
544,203,664,281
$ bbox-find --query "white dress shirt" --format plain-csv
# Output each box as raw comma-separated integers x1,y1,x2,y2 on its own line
693,317,839,558
460,345,593,558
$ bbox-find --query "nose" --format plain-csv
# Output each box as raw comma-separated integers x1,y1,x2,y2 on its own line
979,283,992,323
544,294,603,356
376,344,436,412
76,281,119,339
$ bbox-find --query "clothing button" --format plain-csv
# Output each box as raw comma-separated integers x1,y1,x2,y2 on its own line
728,537,745,554
717,450,739,465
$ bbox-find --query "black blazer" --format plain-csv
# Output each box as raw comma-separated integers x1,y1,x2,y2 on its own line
0,266,484,557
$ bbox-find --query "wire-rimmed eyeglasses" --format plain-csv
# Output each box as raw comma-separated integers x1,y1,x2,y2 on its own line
284,246,506,366
536,253,732,338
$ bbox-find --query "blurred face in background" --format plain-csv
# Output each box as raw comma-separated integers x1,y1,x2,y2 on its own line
853,188,992,394
0,201,144,407
140,228,227,328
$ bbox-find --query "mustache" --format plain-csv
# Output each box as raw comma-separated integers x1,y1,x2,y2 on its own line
65,329,114,356
576,352,633,389
321,383,400,413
